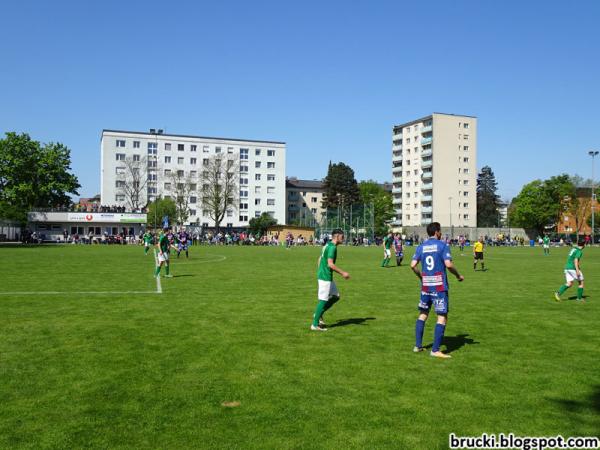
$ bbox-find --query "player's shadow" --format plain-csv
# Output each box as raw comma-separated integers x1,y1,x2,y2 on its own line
550,385,600,434
567,295,590,301
424,334,480,354
328,317,376,328
173,274,195,278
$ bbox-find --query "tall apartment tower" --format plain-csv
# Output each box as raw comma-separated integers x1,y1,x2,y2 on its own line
101,129,286,227
391,113,477,228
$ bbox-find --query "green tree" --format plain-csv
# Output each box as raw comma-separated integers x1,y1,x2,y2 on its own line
147,197,177,230
0,132,80,224
248,212,277,236
509,174,575,234
322,162,360,208
586,211,600,233
476,166,500,227
358,180,394,236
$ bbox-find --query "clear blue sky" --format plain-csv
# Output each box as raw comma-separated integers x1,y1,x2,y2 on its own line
1,0,599,200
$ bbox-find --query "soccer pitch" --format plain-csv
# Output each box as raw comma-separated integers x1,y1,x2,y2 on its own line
0,244,598,449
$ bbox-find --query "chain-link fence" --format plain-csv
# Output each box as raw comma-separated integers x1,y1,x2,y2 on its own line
314,203,375,241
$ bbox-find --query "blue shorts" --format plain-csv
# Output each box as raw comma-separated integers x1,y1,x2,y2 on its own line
395,251,403,258
418,290,449,315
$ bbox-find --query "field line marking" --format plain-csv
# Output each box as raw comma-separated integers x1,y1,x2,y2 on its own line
0,291,160,295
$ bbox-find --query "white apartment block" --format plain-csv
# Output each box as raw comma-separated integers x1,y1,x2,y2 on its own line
392,113,477,228
101,129,286,228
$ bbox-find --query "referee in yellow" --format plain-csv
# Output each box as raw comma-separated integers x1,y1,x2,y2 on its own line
473,237,485,271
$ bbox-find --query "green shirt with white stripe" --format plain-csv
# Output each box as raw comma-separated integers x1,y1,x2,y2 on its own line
317,242,337,282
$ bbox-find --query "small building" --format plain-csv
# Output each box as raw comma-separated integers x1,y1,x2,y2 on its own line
286,178,326,227
266,225,315,242
27,211,147,241
557,187,599,235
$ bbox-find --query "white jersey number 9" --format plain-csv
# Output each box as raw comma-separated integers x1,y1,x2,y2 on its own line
425,255,435,271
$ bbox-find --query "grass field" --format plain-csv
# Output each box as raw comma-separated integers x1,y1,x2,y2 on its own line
0,243,599,449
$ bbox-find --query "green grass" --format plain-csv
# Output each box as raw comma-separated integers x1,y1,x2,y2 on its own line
0,243,599,449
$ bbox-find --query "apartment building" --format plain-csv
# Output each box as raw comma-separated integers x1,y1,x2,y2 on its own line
101,129,286,227
285,178,325,226
392,113,477,227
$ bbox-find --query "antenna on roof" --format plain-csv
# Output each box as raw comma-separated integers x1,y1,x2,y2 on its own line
149,128,156,134
158,129,164,134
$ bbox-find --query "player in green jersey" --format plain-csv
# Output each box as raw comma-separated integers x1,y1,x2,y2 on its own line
554,239,585,302
143,231,153,255
543,234,551,256
381,232,393,267
311,229,350,331
154,227,173,278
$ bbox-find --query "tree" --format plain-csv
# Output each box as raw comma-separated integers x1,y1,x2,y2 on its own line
146,197,177,230
509,174,575,234
248,212,277,236
116,155,147,212
0,132,80,223
586,211,600,232
476,166,500,227
322,162,361,208
165,170,196,225
358,180,394,236
199,154,239,232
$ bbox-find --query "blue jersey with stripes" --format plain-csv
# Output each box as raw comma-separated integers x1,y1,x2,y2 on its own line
412,238,452,292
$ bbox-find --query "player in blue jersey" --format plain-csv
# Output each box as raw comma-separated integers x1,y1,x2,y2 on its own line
411,222,464,359
177,229,190,258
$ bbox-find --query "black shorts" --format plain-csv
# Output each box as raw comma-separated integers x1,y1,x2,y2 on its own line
474,252,484,260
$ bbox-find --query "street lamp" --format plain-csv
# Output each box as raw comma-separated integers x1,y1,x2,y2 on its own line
589,150,599,243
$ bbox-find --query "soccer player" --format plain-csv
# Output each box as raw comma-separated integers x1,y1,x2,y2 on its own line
411,222,464,358
473,237,485,271
143,230,153,255
154,227,173,278
458,235,465,255
177,229,190,258
381,231,393,267
543,234,551,256
554,239,586,302
393,233,404,266
311,229,350,331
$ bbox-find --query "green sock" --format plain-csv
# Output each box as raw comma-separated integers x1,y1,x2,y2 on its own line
312,300,327,326
154,266,161,276
558,284,569,295
166,264,170,275
381,259,386,267
322,296,340,316
577,287,584,299
144,247,148,255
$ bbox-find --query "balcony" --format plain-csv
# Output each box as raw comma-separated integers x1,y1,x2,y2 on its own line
421,183,433,190
392,152,403,162
421,125,432,134
392,196,402,205
422,206,433,213
422,170,433,180
421,218,432,226
392,187,403,194
421,148,432,158
392,143,402,152
421,160,432,169
393,133,403,142
421,195,432,202
392,219,403,226
421,137,432,145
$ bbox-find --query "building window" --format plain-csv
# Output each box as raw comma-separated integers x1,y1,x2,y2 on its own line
463,157,469,163
311,197,317,203
240,148,249,160
190,158,197,165
240,190,248,197
165,143,171,150
115,180,125,188
191,145,197,152
267,174,275,181
133,141,140,148
190,196,197,204
464,134,469,140
203,158,209,166
190,209,196,216
255,186,261,194
464,123,469,129
464,191,469,196
464,145,469,151
177,170,184,177
116,194,125,202
267,149,275,156
164,169,171,176
240,178,248,186
239,203,248,210
255,174,261,181
255,149,261,156
311,208,317,214
267,199,275,206
178,144,184,151
267,187,275,194
240,165,248,173
267,162,275,169
255,199,261,205
464,214,469,219
464,202,469,208
164,182,171,190
227,147,234,154
215,146,221,154
116,153,125,161
463,168,469,174
190,170,197,177
147,142,157,154
116,139,125,147
115,167,125,175
203,146,209,153
226,210,233,217
239,216,248,222
255,161,261,168
133,154,140,162
177,157,184,164
148,173,157,181
165,156,171,163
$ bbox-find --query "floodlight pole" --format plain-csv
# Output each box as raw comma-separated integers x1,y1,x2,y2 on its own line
589,150,599,244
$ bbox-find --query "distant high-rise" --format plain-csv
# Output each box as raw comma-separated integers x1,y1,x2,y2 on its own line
392,113,477,228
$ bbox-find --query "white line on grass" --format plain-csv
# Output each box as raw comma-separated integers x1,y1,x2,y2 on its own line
0,291,160,295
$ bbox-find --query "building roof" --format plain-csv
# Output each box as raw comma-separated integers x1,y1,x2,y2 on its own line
286,178,325,190
102,129,285,145
393,112,477,131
